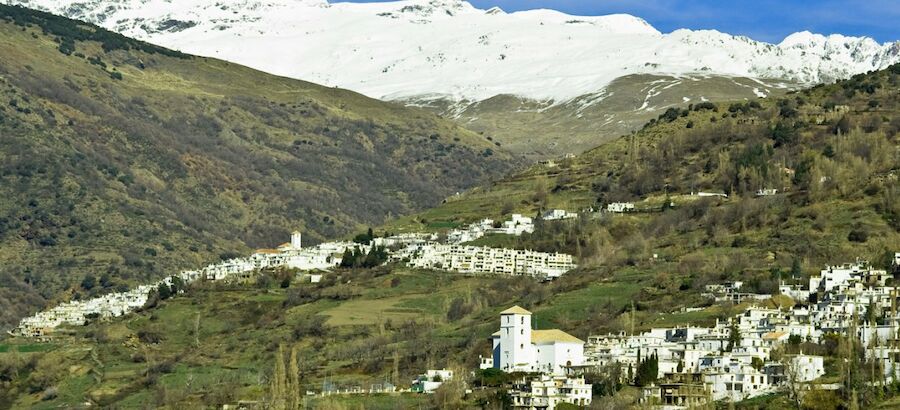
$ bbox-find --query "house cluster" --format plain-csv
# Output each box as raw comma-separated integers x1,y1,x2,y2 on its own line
480,306,593,410
11,232,359,338
702,281,772,304
446,214,535,244
13,284,156,339
443,209,587,245
587,255,900,408
396,244,576,279
587,316,824,407
14,225,581,338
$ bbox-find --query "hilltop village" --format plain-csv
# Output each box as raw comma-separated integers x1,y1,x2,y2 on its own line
9,208,900,409
9,193,775,339
11,213,577,338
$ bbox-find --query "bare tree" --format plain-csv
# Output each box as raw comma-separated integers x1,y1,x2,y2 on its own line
780,354,803,410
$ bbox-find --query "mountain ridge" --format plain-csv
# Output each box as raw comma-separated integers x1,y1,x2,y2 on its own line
0,3,515,330
5,0,898,104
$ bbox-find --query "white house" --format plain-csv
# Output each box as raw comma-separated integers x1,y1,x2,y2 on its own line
491,306,585,375
786,353,825,382
606,202,635,213
411,369,453,393
542,209,577,221
489,214,535,236
509,375,592,410
779,281,810,303
692,192,728,198
809,260,890,294
401,244,576,279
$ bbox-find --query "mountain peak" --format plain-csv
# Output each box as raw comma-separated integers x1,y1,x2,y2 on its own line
5,0,899,102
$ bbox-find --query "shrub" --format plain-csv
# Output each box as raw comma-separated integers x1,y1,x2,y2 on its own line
847,229,868,243
137,330,164,344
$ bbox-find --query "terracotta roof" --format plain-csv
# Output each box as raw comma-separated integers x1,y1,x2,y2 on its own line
532,329,583,344
277,242,291,248
762,331,788,340
500,306,532,315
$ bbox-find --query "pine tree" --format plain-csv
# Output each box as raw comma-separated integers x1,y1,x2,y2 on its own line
339,247,356,268
791,257,803,277
727,322,741,352
156,282,172,300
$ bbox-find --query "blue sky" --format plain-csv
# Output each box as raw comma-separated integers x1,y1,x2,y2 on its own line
336,0,899,43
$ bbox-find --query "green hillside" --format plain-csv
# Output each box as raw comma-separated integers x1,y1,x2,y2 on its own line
1,62,896,410
0,5,898,409
0,5,517,330
385,64,900,272
405,74,797,159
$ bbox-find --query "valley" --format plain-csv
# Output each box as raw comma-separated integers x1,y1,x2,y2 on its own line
0,2,898,410
1,47,897,407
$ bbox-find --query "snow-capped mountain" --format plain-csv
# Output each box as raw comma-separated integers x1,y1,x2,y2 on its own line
6,0,900,104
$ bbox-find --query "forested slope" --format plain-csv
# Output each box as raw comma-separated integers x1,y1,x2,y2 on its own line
0,4,516,329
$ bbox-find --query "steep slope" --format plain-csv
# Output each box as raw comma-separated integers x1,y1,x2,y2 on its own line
0,4,514,330
407,74,799,155
1,64,897,410
7,0,896,157
385,63,900,271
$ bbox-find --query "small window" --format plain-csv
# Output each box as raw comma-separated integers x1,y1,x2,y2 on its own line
520,329,524,335
520,343,524,349
521,317,524,325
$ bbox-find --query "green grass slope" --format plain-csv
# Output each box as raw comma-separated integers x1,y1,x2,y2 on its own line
404,74,797,159
1,64,897,409
386,64,900,272
1,10,899,409
0,5,516,330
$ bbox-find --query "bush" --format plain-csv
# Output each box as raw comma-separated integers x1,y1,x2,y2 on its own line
473,368,509,387
847,229,868,243
137,330,164,344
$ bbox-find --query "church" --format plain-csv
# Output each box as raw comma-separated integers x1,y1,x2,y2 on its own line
489,306,585,375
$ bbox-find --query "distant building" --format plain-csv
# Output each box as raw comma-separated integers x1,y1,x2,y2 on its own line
400,244,576,279
541,209,577,221
606,202,635,213
411,369,453,393
490,306,585,375
691,192,728,198
509,374,592,410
